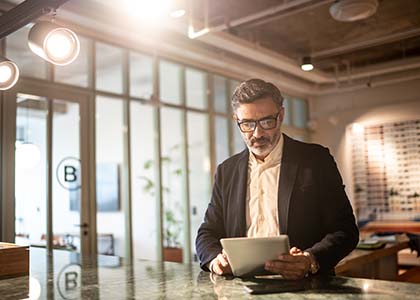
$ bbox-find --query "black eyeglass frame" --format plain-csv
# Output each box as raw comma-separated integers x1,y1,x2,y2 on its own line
236,112,280,133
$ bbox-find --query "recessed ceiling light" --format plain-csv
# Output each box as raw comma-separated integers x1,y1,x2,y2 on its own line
330,0,379,22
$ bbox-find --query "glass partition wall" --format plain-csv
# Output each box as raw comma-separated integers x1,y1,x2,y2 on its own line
1,28,310,263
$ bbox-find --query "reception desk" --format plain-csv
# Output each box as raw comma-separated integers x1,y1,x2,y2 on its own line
0,247,419,299
335,240,410,280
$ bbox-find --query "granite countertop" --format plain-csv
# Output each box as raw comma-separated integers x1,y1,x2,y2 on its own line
0,247,419,299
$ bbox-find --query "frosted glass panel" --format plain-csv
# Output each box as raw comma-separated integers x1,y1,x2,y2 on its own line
186,68,207,109
55,36,90,88
159,60,182,105
213,75,228,113
215,116,229,166
96,96,127,257
187,112,210,261
96,43,124,94
160,107,185,262
130,53,153,99
292,98,308,129
130,102,158,260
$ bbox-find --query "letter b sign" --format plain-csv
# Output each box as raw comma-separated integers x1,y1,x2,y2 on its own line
57,157,81,190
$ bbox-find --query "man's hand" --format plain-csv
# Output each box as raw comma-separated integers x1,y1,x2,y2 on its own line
264,247,310,280
210,250,232,275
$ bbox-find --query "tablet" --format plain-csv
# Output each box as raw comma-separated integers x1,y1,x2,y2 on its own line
220,235,290,277
244,281,305,294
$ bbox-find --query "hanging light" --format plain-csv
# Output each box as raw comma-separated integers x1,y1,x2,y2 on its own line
0,57,19,90
28,21,80,66
301,56,314,72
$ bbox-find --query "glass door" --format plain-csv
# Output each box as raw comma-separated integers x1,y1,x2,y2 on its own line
3,80,92,256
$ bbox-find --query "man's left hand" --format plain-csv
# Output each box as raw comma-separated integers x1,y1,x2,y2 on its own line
264,247,310,280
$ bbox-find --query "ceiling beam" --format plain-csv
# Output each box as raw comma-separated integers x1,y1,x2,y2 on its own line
196,30,335,84
0,0,69,39
203,0,316,32
239,0,334,29
336,56,420,82
312,28,420,59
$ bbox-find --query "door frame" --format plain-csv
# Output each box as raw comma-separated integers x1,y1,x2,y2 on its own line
1,78,97,257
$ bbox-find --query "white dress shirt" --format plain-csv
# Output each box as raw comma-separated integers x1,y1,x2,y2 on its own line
246,134,284,237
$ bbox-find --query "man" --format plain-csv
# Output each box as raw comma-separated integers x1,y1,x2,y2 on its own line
196,79,359,279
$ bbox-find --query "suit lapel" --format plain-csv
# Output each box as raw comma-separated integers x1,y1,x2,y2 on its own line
278,135,298,234
233,149,249,237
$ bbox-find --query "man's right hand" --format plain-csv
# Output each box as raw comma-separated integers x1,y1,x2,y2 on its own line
209,250,232,275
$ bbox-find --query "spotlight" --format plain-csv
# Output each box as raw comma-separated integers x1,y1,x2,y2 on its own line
28,21,80,66
301,56,314,72
0,57,19,90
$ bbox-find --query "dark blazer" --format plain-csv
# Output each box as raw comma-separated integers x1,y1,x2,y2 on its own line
196,134,359,274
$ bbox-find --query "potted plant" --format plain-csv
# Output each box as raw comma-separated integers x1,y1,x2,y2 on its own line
162,209,183,262
138,148,184,262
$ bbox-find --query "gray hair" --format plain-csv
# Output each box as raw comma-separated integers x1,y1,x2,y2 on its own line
231,79,284,111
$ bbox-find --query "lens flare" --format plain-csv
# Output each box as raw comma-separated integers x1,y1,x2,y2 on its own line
44,28,79,65
0,59,19,90
0,64,12,83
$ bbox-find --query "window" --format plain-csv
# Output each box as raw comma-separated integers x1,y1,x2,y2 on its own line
292,98,308,129
213,75,228,113
159,60,182,105
187,112,210,260
214,116,229,166
160,107,185,261
186,68,207,109
95,96,128,257
96,43,124,94
130,101,158,260
55,36,91,87
130,52,153,99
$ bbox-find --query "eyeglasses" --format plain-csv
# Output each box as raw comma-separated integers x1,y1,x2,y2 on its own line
236,112,280,133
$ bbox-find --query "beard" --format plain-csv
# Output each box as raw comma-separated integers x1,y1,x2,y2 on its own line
246,130,281,158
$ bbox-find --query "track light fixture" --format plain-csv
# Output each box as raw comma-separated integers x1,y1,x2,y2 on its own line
0,57,20,90
28,21,80,66
301,56,314,72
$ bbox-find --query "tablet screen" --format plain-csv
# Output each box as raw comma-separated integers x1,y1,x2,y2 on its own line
220,235,290,277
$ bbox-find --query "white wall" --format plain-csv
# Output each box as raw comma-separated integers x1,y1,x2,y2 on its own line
310,79,420,210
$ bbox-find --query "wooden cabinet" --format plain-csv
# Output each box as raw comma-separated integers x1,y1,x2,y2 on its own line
0,243,29,279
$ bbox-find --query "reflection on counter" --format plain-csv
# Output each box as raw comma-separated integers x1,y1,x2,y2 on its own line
1,247,420,299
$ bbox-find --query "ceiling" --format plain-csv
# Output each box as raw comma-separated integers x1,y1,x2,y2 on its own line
1,0,420,96
192,0,420,74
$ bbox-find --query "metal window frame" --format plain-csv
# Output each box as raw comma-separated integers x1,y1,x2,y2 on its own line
0,20,312,260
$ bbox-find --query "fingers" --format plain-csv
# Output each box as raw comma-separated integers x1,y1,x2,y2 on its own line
212,260,224,275
265,255,310,279
290,247,302,255
211,252,232,275
282,270,306,280
217,253,229,267
265,262,307,279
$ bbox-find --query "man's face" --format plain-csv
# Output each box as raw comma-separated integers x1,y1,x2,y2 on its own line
234,97,284,160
